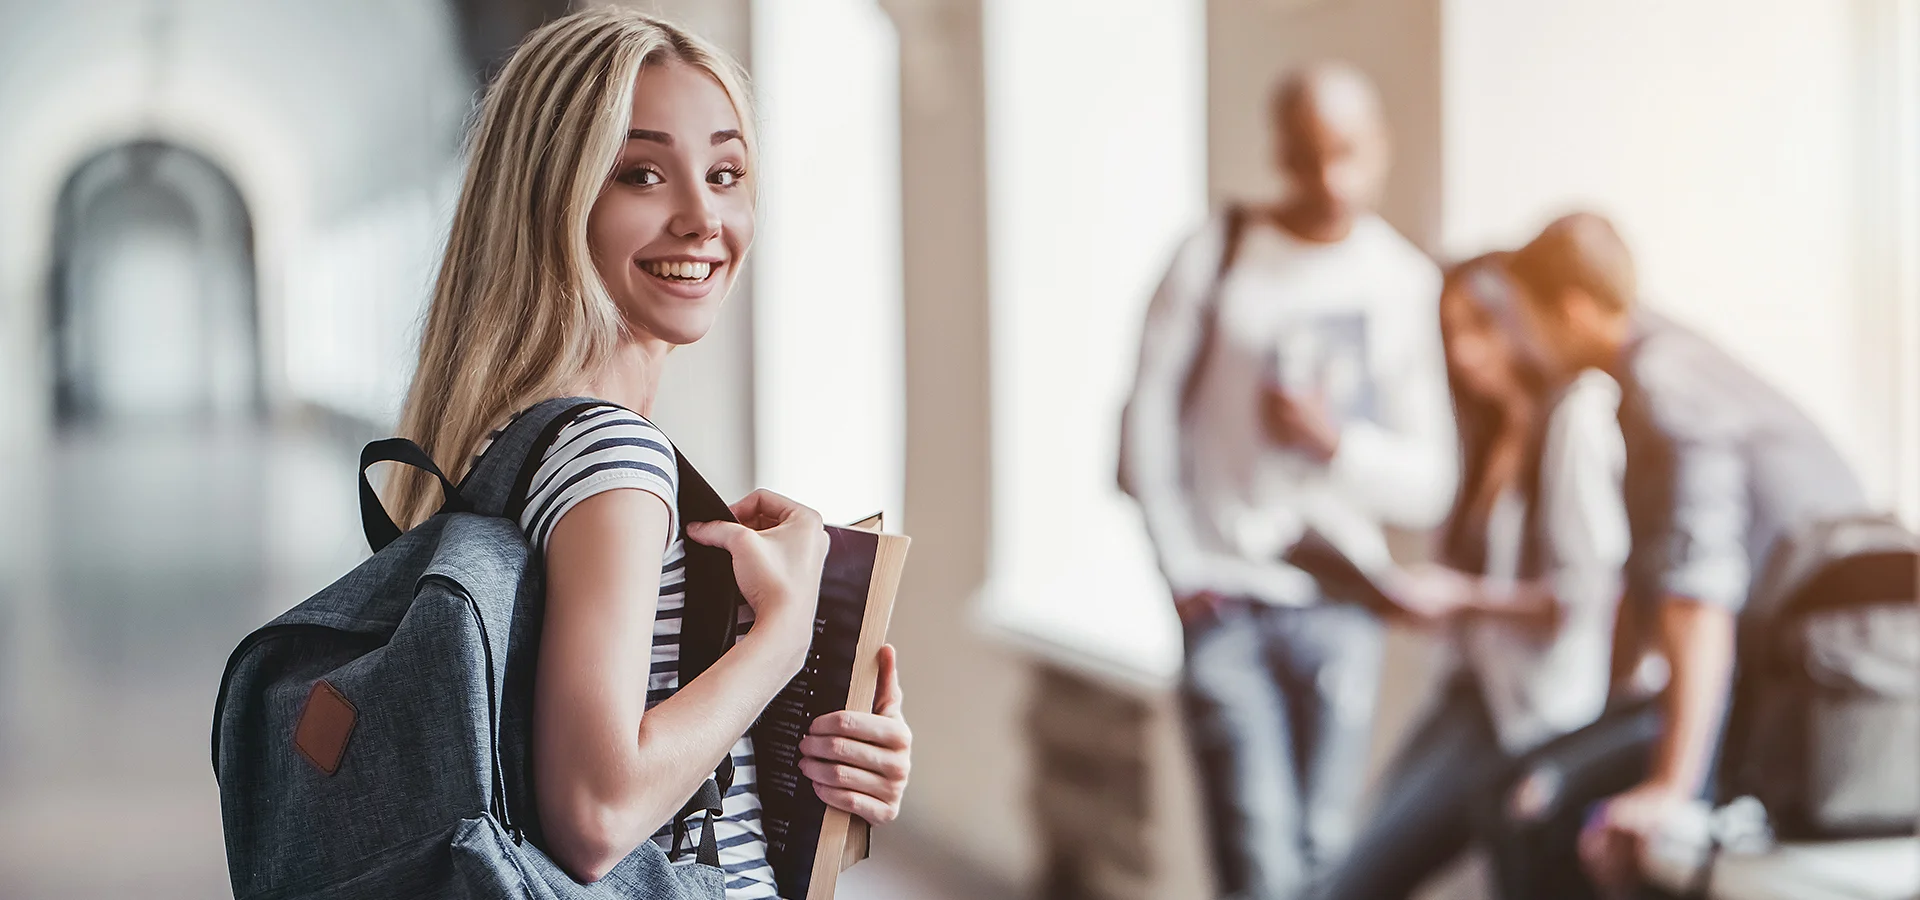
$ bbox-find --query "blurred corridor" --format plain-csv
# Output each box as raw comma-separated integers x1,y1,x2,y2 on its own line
0,421,365,898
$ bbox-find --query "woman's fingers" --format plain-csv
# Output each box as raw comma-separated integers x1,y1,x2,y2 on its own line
727,489,819,531
808,710,912,752
798,732,910,780
798,757,899,801
873,645,904,718
812,784,900,824
685,520,753,552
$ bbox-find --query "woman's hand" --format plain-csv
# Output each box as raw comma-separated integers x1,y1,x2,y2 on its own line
1385,562,1481,620
800,644,911,824
687,490,828,646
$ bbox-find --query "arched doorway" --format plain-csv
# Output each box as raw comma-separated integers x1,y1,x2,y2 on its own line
50,141,259,424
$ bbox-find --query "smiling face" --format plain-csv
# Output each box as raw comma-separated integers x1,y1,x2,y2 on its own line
587,59,754,347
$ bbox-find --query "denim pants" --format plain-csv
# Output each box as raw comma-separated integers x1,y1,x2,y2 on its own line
1483,702,1667,900
1312,681,1673,900
1180,599,1385,900
1313,676,1511,900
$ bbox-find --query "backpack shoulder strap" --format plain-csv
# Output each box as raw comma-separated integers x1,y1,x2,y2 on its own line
463,395,740,680
1217,203,1252,276
675,453,744,687
1177,203,1253,409
461,396,610,518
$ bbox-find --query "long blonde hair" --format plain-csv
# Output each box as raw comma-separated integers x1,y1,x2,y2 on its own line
387,9,755,528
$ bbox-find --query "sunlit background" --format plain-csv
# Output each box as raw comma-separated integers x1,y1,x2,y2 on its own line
0,1,1915,898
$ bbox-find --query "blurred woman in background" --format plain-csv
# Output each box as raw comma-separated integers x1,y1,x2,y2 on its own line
1314,253,1630,899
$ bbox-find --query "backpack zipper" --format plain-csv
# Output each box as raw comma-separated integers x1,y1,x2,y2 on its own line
421,573,523,844
211,622,337,776
214,586,524,846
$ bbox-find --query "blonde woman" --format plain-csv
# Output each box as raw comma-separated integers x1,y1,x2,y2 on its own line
385,10,912,893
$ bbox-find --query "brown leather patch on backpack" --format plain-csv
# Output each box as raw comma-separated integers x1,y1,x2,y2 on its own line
293,680,357,775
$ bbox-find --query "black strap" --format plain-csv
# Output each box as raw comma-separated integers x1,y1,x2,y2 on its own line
669,450,744,870
1180,203,1252,414
358,437,468,553
505,400,615,524
669,777,727,867
677,453,744,687
1118,205,1250,497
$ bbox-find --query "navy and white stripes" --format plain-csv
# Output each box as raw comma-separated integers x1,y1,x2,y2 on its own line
485,405,778,897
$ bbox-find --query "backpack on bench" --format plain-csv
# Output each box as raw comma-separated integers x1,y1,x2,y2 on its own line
1720,513,1920,840
211,398,741,899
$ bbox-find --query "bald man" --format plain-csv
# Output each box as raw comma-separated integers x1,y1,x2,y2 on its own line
1122,65,1455,899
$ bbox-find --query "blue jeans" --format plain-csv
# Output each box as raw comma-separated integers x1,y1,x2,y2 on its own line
1313,676,1511,900
1180,599,1385,900
1311,683,1675,900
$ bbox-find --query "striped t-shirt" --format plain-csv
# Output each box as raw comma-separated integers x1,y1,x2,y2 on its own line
484,404,777,897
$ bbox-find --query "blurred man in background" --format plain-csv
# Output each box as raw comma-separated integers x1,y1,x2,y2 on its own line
1121,64,1455,899
1505,213,1869,896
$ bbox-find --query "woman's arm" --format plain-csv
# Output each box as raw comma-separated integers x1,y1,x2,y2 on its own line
1404,373,1629,628
1385,562,1554,621
535,487,825,883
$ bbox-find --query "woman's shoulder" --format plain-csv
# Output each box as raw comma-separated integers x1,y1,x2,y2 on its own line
539,403,678,488
1543,370,1626,473
520,402,681,547
547,402,673,451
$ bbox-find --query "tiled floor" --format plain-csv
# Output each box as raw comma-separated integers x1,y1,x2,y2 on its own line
0,419,982,900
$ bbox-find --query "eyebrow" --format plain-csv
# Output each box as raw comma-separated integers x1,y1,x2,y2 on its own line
626,129,745,147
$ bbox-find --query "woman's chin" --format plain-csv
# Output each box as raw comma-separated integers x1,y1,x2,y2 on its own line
634,310,720,347
616,290,728,347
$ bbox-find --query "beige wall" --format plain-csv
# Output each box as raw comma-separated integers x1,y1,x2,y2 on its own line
881,0,1040,886
1441,0,1897,509
1208,0,1445,248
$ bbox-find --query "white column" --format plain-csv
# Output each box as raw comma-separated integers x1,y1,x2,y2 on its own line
979,0,1206,682
748,0,905,526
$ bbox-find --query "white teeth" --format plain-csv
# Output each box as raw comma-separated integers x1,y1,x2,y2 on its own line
643,260,714,281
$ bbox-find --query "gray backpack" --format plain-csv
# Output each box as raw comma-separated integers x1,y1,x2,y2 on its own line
212,398,739,899
1721,513,1920,839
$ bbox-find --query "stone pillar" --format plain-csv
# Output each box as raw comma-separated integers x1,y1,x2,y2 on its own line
878,0,1040,885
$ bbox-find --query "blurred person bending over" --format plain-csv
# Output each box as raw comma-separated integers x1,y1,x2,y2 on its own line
1121,64,1455,900
1313,253,1630,899
1502,213,1868,898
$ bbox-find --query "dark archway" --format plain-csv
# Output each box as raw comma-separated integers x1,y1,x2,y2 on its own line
50,141,260,424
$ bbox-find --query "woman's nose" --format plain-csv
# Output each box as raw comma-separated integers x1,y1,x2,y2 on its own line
668,186,722,241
